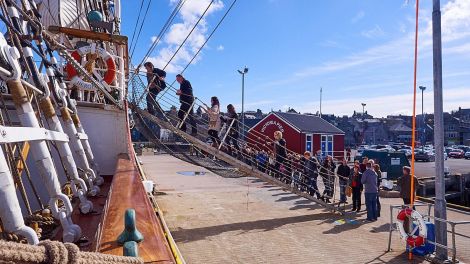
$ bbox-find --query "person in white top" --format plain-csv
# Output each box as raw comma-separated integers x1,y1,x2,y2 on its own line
203,96,222,147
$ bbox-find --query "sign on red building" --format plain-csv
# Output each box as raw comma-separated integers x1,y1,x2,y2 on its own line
247,112,345,159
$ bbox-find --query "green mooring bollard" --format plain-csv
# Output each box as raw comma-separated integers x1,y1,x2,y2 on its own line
123,241,139,257
117,208,144,245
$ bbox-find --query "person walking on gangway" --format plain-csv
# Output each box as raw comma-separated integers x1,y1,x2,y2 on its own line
176,74,197,136
144,62,166,117
273,131,287,180
203,96,222,148
221,104,240,157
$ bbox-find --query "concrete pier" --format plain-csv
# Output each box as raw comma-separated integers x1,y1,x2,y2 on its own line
142,153,470,264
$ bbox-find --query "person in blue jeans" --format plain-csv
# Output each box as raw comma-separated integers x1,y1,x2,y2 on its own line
361,162,378,221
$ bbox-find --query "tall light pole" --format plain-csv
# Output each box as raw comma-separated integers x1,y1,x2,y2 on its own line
238,67,248,137
319,87,322,118
432,0,448,260
419,86,426,149
361,103,366,144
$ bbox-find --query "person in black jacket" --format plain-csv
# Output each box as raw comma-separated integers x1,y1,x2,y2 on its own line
349,165,363,212
176,74,197,135
221,104,240,156
303,152,321,199
273,131,287,180
144,62,166,117
320,157,335,203
337,159,351,204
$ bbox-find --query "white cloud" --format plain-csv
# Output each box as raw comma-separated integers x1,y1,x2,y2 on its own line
361,25,386,39
147,0,224,73
216,45,224,51
351,11,365,23
262,0,470,88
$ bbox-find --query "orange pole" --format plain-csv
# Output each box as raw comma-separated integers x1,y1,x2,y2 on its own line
410,0,420,207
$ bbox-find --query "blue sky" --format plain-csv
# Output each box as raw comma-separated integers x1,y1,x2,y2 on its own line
122,0,470,117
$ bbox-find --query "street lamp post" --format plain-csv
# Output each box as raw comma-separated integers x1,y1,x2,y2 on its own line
361,103,366,144
419,86,426,149
238,67,248,137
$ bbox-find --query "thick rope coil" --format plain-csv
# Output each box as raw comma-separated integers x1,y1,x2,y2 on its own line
39,97,56,118
7,79,29,106
0,240,143,264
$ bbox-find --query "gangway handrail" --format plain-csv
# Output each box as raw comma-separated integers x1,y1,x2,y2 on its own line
131,104,344,214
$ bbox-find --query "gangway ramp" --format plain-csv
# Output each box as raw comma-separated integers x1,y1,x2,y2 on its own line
130,104,344,214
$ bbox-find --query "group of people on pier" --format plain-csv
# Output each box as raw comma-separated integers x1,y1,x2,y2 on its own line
144,62,420,221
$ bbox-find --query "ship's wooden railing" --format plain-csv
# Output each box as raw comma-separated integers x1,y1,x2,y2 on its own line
94,152,176,263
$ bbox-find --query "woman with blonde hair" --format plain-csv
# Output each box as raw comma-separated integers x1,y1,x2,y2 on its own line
273,131,287,180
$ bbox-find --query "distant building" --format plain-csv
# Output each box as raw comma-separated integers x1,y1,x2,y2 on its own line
247,112,345,158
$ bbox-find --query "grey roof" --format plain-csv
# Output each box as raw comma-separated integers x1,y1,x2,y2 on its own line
275,112,344,134
389,123,412,132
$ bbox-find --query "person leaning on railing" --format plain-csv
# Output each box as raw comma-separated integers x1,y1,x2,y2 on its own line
337,158,351,204
320,156,335,203
302,151,321,199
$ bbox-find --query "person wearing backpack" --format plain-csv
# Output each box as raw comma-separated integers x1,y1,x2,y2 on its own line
144,62,166,117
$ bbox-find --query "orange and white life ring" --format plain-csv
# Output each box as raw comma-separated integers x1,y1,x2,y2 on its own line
396,208,427,248
65,44,116,91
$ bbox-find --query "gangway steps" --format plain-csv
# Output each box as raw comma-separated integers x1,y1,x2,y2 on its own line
133,111,244,177
131,105,344,214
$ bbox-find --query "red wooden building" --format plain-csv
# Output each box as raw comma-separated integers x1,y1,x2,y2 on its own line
246,112,345,158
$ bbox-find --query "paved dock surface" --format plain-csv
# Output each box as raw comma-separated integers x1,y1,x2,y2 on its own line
141,153,470,264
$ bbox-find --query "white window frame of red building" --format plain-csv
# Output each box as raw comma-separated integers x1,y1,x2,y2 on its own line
321,134,334,157
306,133,313,154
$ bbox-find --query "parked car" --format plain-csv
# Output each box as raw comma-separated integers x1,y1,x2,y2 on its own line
397,148,412,158
465,151,470,160
445,147,454,155
448,149,465,159
357,145,369,155
415,150,435,162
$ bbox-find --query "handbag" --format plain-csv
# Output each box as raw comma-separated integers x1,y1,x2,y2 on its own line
346,186,353,197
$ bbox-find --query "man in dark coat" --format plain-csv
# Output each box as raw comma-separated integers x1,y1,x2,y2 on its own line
337,158,351,204
397,166,420,207
303,152,321,199
144,62,166,117
175,74,197,135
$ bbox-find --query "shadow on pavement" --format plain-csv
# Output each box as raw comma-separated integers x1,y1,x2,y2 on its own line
172,213,335,243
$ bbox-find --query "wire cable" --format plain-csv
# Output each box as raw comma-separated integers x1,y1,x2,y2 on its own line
130,0,153,60
128,0,145,52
